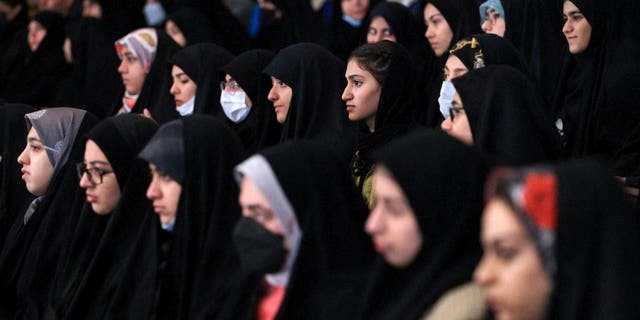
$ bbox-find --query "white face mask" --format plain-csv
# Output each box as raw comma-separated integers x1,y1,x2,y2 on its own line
220,90,251,123
438,81,456,119
176,96,195,116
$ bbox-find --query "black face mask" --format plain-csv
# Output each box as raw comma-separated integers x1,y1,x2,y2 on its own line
232,217,288,276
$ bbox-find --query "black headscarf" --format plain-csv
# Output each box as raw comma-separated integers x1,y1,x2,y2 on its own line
167,7,216,46
50,113,158,318
0,108,98,318
92,0,145,41
63,17,122,118
169,43,234,117
484,0,565,104
357,130,487,319
223,141,374,319
136,115,244,319
417,0,481,127
368,2,426,51
321,0,381,61
452,65,561,165
263,43,357,157
0,11,70,106
488,159,640,319
220,49,282,154
0,103,35,253
350,41,418,196
449,33,527,75
251,0,324,51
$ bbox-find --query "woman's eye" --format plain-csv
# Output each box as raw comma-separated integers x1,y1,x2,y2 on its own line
383,30,392,36
180,80,189,84
496,247,518,261
369,28,376,35
353,80,362,87
278,81,287,87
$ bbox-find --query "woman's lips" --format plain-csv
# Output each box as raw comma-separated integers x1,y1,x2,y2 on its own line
21,169,29,180
346,104,356,112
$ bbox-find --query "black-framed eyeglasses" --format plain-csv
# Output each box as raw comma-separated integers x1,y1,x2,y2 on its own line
76,162,113,185
220,80,242,95
449,106,464,121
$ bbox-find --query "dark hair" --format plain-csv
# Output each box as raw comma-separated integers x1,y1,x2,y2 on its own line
348,41,395,86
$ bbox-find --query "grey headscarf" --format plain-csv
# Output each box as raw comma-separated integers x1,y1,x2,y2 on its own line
139,120,185,184
25,108,87,177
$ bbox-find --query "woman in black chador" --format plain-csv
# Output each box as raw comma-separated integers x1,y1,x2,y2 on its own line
263,42,357,158
0,108,98,318
49,113,157,318
356,131,488,319
220,141,374,319
220,49,282,154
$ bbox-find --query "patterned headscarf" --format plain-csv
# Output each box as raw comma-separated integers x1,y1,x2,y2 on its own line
25,108,87,177
115,27,158,72
486,167,558,278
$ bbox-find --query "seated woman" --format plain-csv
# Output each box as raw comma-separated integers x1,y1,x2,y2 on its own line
357,130,487,319
0,103,36,252
441,65,561,165
221,141,374,319
219,49,282,154
476,159,640,319
128,115,244,318
342,41,417,207
263,43,356,157
114,27,180,124
0,107,98,318
168,43,234,117
50,113,157,318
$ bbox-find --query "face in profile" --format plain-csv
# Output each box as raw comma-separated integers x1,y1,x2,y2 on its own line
267,76,293,124
17,128,54,196
117,47,147,95
146,163,182,227
474,198,552,320
423,3,453,57
238,177,290,249
481,7,506,37
27,20,47,52
366,166,422,268
440,91,473,145
169,65,197,107
367,16,397,44
165,19,187,47
444,54,468,81
78,139,121,215
562,1,592,54
342,58,381,132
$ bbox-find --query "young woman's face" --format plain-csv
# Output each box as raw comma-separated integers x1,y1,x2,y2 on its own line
267,76,293,124
238,177,290,249
366,166,422,268
170,65,197,107
81,0,102,18
342,59,381,132
165,19,187,47
222,74,253,107
444,54,468,81
17,128,54,196
481,7,506,37
27,20,47,52
341,0,369,21
79,139,121,214
423,3,453,57
474,198,552,320
367,16,397,43
146,163,182,226
562,1,592,54
440,91,473,145
117,47,146,95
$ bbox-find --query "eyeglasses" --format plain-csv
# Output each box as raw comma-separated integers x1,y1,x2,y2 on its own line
449,106,464,121
76,162,113,185
220,80,242,95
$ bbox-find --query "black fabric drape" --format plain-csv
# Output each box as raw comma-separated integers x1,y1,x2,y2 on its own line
0,11,70,106
220,49,281,154
453,65,561,165
0,103,36,253
169,43,234,117
221,142,374,319
50,113,158,319
263,43,357,158
417,0,481,127
0,110,98,318
357,130,487,319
